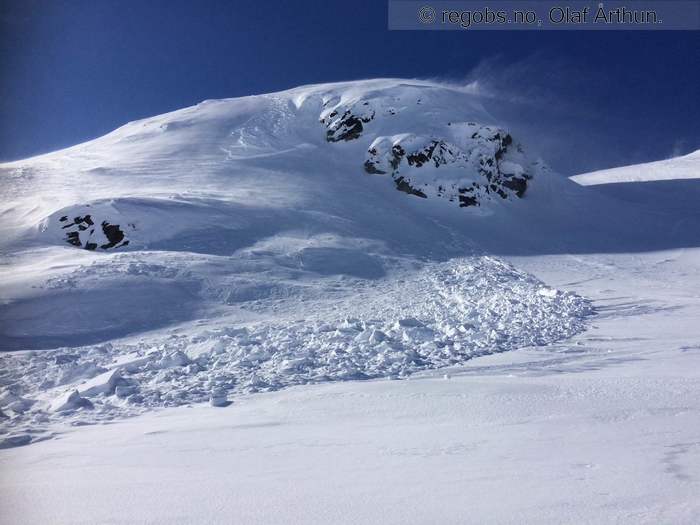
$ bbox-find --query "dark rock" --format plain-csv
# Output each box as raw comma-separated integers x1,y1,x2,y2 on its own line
390,145,404,170
324,104,534,208
323,104,376,142
406,141,456,168
406,142,438,168
458,194,479,207
100,221,125,249
66,231,82,247
502,177,528,197
61,215,93,229
458,186,481,207
59,213,129,251
364,160,386,174
395,176,427,198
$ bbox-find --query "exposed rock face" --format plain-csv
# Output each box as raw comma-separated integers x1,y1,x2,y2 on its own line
59,213,130,250
319,94,401,143
100,222,126,249
320,101,377,143
394,175,427,198
317,90,539,209
362,123,535,208
323,110,373,142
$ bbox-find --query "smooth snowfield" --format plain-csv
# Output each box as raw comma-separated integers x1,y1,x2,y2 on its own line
1,79,700,523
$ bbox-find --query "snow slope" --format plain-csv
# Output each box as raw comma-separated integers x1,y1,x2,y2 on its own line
571,149,700,185
570,150,700,219
1,79,700,524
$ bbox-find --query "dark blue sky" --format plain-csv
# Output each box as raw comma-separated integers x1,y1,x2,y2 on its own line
1,0,698,174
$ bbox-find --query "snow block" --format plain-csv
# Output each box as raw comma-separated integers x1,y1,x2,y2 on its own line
0,434,32,449
79,369,131,397
209,396,231,408
50,390,94,412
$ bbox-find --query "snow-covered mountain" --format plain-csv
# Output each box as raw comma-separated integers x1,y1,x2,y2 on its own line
1,79,542,254
3,79,700,525
0,79,698,449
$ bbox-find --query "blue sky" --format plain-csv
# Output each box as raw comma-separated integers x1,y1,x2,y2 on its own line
1,0,698,174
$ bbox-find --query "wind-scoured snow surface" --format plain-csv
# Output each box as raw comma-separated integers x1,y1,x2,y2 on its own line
0,79,596,446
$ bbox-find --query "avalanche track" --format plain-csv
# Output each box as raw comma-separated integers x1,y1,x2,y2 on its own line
1,79,696,449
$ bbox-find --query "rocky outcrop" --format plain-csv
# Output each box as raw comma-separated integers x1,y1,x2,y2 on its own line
321,101,377,143
320,96,401,143
363,123,535,208
323,109,374,142
59,213,130,250
316,89,538,210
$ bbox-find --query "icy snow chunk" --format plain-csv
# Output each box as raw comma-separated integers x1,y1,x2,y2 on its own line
156,351,191,369
280,357,312,372
50,390,94,412
185,339,228,359
369,329,388,344
115,384,139,399
537,287,559,298
56,362,108,388
0,434,32,449
0,391,36,414
209,389,231,407
7,397,35,414
79,369,129,397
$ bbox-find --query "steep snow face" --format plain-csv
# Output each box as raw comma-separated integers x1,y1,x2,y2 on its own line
0,79,595,446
